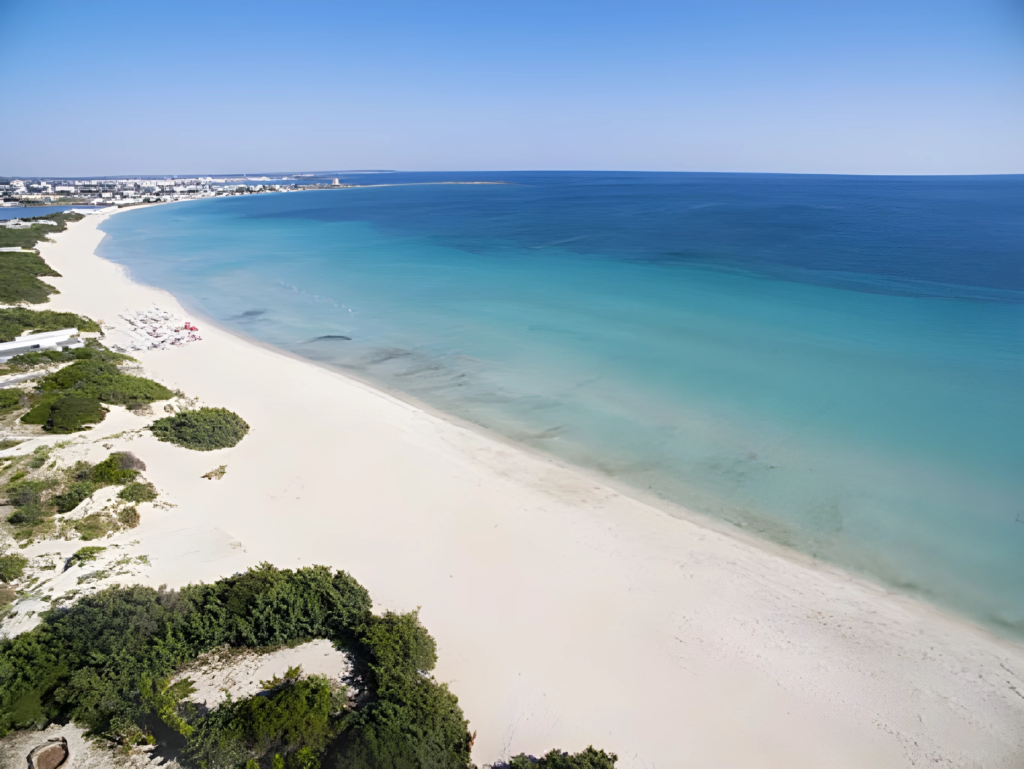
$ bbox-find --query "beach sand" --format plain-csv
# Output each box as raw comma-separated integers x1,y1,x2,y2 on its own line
9,211,1024,768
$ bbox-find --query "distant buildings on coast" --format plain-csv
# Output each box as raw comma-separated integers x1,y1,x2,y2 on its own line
0,175,345,207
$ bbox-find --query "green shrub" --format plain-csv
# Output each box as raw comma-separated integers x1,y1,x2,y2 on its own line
39,360,173,405
187,674,341,769
45,395,107,433
509,747,619,769
0,252,61,305
6,341,133,370
27,446,51,469
118,481,157,504
117,506,140,528
0,308,100,343
19,395,59,425
0,212,80,252
0,565,372,741
3,477,53,510
7,503,49,526
67,546,106,567
149,407,250,451
53,454,145,512
0,390,21,410
89,454,140,485
73,514,115,540
0,554,28,583
21,393,107,432
53,481,99,513
4,350,63,367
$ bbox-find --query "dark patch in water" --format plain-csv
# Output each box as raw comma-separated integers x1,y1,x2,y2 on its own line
366,348,414,365
230,309,267,322
311,334,352,341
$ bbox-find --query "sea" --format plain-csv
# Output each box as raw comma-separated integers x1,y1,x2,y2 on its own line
97,172,1024,636
0,205,104,221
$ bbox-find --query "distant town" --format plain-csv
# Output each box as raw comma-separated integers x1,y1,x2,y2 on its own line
0,175,351,207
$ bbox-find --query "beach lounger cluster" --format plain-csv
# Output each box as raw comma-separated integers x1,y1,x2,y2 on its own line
112,307,203,352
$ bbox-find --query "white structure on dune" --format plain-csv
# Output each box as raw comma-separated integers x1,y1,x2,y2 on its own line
0,329,84,363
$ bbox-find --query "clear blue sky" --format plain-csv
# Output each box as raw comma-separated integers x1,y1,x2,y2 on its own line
2,1,1021,176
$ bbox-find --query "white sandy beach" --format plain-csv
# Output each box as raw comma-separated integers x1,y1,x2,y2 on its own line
6,211,1024,768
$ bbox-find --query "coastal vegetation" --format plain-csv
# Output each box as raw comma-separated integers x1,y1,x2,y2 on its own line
0,252,62,305
0,390,21,413
0,212,83,251
508,748,619,768
67,545,106,567
4,338,133,370
149,407,250,451
0,564,476,769
2,451,153,541
0,212,83,305
0,553,28,583
118,480,158,503
23,395,107,433
20,359,172,433
0,308,100,343
38,359,173,404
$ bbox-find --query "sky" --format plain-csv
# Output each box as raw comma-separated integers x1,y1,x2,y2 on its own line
1,0,1022,176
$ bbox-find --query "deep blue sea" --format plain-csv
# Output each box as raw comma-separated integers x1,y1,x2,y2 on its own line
98,172,1024,634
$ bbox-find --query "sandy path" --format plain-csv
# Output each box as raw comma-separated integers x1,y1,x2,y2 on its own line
13,211,1023,768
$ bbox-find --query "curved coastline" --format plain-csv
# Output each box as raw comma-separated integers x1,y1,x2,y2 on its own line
25,206,1024,768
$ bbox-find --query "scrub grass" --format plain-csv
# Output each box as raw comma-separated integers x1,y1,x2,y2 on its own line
0,308,100,343
149,407,250,451
22,360,172,432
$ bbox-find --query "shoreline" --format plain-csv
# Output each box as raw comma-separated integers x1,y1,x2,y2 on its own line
173,291,1008,643
12,209,1024,767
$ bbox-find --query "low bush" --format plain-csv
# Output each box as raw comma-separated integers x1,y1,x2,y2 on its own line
116,452,146,471
39,360,173,405
0,554,28,583
0,252,62,305
118,481,157,504
116,506,140,528
18,395,59,425
0,212,81,252
0,308,100,343
52,454,146,512
6,343,133,370
187,673,342,769
149,407,250,451
23,356,171,431
0,564,452,768
27,446,51,469
3,477,54,513
7,502,50,526
509,747,619,769
67,545,106,567
89,453,141,485
0,390,21,410
73,514,115,540
45,395,107,433
52,481,98,514
22,392,109,432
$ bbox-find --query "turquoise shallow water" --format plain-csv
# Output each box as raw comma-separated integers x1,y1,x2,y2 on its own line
98,172,1024,635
